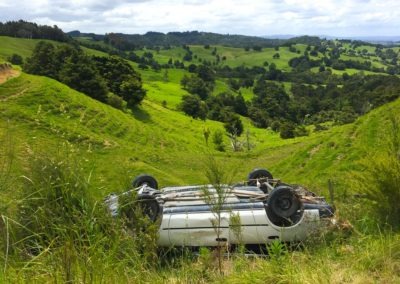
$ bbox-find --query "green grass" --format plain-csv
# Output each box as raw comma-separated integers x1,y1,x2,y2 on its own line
0,73,312,190
2,70,400,196
138,44,305,71
2,36,400,282
311,67,386,76
0,36,65,61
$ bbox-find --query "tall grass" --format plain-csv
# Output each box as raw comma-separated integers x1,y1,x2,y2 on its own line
353,114,400,230
0,143,399,282
1,143,161,282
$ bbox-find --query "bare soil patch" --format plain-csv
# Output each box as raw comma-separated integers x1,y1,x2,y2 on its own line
0,67,20,84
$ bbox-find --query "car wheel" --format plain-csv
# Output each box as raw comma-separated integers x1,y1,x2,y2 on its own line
247,168,273,186
132,174,158,189
137,195,161,222
268,185,301,219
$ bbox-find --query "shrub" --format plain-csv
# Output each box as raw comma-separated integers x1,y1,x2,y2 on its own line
279,122,295,139
212,130,225,152
17,146,112,253
356,115,400,229
106,93,126,110
294,125,309,137
8,53,23,65
9,144,161,281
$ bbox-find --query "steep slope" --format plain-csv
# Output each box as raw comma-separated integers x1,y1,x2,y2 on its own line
1,36,399,199
1,70,399,200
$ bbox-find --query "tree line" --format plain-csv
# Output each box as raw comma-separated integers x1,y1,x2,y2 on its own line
180,62,400,139
0,20,70,42
24,41,146,109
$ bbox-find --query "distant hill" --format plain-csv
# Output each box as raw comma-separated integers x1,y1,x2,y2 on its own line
68,30,286,49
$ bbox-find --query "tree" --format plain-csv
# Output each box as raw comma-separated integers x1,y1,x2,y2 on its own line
181,75,210,100
59,59,108,102
180,94,207,119
279,122,295,139
234,94,248,116
196,64,215,83
92,55,146,106
224,114,243,137
120,77,146,107
24,41,56,77
8,53,23,65
212,130,225,151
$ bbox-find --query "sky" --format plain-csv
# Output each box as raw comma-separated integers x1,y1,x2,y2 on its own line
0,0,399,37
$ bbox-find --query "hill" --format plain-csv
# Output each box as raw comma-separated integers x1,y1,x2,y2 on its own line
1,35,399,191
1,64,398,196
1,62,400,283
1,34,400,283
69,30,285,49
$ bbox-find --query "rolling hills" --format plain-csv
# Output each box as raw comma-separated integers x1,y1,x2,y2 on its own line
1,34,400,282
0,35,398,205
0,56,397,197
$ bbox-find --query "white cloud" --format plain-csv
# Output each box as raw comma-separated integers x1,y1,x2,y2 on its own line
0,0,399,36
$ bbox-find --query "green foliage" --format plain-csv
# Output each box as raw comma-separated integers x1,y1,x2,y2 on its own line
2,35,400,282
224,113,243,137
7,53,23,65
24,41,108,102
355,115,400,229
59,57,108,102
92,55,146,106
212,129,225,152
23,41,148,107
24,41,57,77
267,240,288,261
179,94,208,119
120,77,146,107
117,193,159,263
279,122,295,139
180,74,211,100
16,145,113,253
106,93,126,110
294,124,309,137
201,156,232,274
0,20,70,42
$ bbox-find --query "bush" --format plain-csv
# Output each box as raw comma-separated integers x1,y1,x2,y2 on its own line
212,130,225,152
17,146,112,253
270,121,281,132
106,93,126,110
224,114,243,137
180,94,208,120
356,115,400,229
279,122,295,139
314,124,328,132
8,53,23,65
294,125,309,137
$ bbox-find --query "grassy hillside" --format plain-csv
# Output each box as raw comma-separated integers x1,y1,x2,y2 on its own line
0,72,323,193
1,36,400,283
1,36,398,202
1,68,399,283
1,67,399,196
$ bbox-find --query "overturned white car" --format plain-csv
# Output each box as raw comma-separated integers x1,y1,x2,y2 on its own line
105,169,334,247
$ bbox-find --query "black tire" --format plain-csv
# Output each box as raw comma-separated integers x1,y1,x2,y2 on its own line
137,195,161,222
247,168,273,186
267,186,301,218
132,174,158,189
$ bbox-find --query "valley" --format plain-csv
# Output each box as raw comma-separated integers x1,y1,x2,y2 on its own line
0,21,400,282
